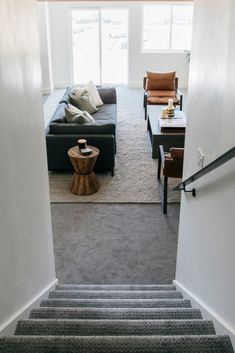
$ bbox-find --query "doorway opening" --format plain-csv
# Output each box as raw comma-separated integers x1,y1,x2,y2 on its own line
71,8,128,85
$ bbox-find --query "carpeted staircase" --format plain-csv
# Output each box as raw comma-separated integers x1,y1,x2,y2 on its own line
0,284,234,352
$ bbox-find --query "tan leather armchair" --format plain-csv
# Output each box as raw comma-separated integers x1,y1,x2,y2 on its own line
143,71,183,120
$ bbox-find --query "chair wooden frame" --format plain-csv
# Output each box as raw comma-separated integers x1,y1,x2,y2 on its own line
157,145,184,214
143,77,183,120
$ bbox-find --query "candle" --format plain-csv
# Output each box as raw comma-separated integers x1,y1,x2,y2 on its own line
168,99,173,109
78,139,87,150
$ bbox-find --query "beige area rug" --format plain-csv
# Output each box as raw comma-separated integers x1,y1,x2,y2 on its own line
49,109,181,203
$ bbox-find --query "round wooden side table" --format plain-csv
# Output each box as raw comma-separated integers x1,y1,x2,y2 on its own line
68,146,100,196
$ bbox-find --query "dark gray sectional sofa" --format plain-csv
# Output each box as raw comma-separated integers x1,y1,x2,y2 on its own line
46,87,117,175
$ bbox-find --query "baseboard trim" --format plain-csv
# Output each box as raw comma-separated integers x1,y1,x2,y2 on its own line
174,280,235,348
0,278,58,336
43,87,54,95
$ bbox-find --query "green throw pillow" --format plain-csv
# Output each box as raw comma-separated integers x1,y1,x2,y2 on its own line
64,104,95,124
70,91,98,114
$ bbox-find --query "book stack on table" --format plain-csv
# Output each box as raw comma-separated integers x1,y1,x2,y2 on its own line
158,110,186,132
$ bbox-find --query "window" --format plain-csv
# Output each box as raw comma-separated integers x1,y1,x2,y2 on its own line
142,3,193,52
71,8,128,85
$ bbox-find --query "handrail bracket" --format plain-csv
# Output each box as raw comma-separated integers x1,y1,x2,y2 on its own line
182,184,196,197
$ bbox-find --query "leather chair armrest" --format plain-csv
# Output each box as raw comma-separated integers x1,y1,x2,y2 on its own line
176,89,183,110
176,89,183,99
170,148,184,160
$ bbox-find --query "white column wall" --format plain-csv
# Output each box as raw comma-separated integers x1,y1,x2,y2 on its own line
37,2,54,94
176,0,235,345
0,0,56,333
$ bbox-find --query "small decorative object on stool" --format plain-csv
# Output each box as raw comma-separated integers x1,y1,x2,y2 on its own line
78,139,87,150
78,139,93,155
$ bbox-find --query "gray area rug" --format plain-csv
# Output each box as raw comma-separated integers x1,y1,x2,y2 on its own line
48,88,181,203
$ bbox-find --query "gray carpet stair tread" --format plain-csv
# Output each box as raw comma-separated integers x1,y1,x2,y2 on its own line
40,298,192,308
15,319,216,336
49,290,183,299
29,307,202,320
55,284,176,291
1,335,233,353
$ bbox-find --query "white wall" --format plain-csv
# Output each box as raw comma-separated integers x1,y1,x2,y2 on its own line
37,2,54,94
38,1,190,89
0,0,56,333
176,0,235,345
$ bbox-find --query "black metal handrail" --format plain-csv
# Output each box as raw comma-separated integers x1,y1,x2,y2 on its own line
173,146,235,196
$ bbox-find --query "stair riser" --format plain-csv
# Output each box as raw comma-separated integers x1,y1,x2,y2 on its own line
1,336,233,353
55,285,176,291
40,299,192,308
30,308,202,320
15,320,216,336
49,291,183,300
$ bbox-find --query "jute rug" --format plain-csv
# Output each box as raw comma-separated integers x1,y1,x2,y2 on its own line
49,94,181,203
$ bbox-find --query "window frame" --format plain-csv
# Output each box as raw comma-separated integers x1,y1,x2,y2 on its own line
141,2,193,54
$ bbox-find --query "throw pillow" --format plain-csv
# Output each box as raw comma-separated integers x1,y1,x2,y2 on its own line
83,111,96,124
65,104,84,120
64,104,95,124
146,71,176,91
86,81,103,107
72,87,86,98
70,92,98,114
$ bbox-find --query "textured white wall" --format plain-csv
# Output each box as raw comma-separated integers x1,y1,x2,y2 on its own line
37,2,54,94
0,0,56,332
39,1,190,88
176,0,235,342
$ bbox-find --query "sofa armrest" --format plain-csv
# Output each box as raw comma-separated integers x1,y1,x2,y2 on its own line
98,87,117,104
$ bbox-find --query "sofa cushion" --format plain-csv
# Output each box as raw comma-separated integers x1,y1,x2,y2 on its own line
51,102,67,122
147,96,179,104
92,104,117,123
148,90,176,98
49,104,116,135
146,71,176,91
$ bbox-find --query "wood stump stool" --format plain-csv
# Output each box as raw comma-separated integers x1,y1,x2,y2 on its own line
68,146,100,196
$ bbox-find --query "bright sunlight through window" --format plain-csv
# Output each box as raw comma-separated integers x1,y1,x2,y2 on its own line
142,3,193,52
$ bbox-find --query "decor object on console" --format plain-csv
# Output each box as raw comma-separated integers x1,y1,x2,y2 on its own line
46,86,117,176
157,145,184,214
68,145,100,195
143,71,183,120
166,98,175,118
147,106,185,159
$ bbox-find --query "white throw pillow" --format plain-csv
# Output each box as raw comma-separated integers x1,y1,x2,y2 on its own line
85,81,103,107
64,104,95,124
65,103,84,118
